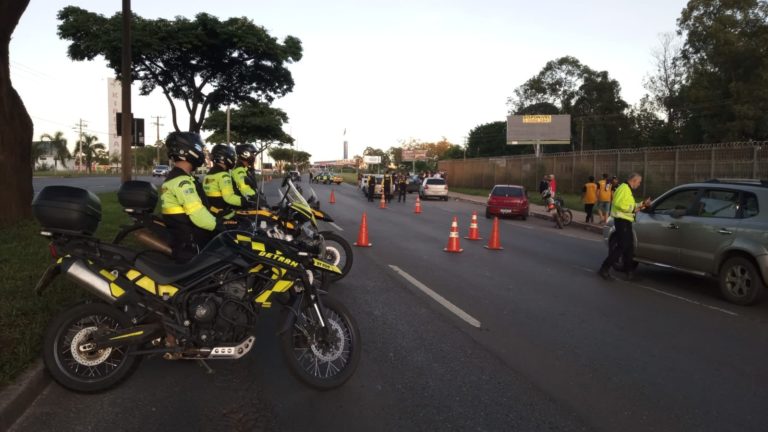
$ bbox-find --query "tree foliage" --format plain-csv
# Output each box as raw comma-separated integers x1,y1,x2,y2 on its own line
57,7,303,132
40,131,70,170
268,147,310,171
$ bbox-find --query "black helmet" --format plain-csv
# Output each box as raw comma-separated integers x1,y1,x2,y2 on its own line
235,143,257,164
166,132,206,168
211,144,236,169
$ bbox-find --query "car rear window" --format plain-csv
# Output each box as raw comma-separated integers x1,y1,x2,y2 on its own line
426,179,445,185
491,186,523,197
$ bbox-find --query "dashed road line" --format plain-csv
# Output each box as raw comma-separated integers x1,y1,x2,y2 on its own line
571,265,739,317
389,265,482,328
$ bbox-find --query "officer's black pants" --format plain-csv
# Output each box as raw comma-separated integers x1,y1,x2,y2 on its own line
398,189,406,202
601,218,633,272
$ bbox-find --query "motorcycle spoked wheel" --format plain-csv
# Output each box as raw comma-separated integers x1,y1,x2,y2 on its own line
562,209,573,226
43,302,141,393
554,212,563,229
319,231,353,282
280,295,361,390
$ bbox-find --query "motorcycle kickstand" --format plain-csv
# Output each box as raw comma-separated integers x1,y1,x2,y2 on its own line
197,359,215,375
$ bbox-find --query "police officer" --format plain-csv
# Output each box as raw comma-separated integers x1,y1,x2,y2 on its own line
397,172,407,203
383,171,392,203
598,173,651,280
367,174,375,202
203,144,244,216
161,132,232,262
232,143,268,208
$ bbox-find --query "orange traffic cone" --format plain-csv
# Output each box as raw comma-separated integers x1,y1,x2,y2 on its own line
379,190,387,209
443,216,464,253
330,189,336,204
484,216,504,250
354,212,372,247
464,211,482,240
414,196,422,214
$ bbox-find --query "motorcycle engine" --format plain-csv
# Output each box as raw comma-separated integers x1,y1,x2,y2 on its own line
187,280,253,347
297,221,324,255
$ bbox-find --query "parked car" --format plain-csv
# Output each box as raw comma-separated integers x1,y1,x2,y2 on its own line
486,185,529,219
315,172,343,185
362,174,384,197
603,179,768,305
420,177,448,201
406,175,421,193
152,165,170,177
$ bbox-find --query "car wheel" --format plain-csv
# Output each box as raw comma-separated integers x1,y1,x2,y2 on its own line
719,256,765,305
442,196,448,201
521,215,527,221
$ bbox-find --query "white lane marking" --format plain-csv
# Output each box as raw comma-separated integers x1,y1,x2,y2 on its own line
329,222,343,231
389,265,481,328
634,283,739,316
571,266,739,317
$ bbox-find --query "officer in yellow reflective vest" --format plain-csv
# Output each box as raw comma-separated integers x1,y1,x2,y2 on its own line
232,144,258,201
598,172,651,280
203,144,244,216
160,132,230,261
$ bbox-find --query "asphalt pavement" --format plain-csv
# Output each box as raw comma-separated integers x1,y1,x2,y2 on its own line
13,174,768,432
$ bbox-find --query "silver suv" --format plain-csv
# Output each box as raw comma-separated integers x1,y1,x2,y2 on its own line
603,180,768,305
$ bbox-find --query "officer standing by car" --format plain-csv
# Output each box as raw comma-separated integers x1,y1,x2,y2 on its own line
383,171,393,203
367,174,375,202
598,172,651,280
203,144,244,216
161,132,233,262
397,172,408,203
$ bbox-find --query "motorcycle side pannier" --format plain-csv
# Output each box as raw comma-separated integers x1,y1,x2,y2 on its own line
118,181,158,213
32,186,101,235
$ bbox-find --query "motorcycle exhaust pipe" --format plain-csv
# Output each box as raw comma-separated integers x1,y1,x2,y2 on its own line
133,228,173,256
62,259,116,304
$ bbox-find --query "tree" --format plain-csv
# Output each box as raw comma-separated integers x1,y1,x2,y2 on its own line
75,134,106,173
465,121,536,157
30,141,47,169
268,147,310,172
508,56,594,114
644,33,686,140
40,131,70,171
572,71,631,150
677,0,768,142
0,0,33,226
362,147,390,169
58,8,303,133
202,101,293,155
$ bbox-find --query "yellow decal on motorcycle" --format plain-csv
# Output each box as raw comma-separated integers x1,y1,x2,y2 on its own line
126,269,141,281
157,284,178,297
109,330,144,341
136,276,157,295
249,264,264,273
110,283,125,297
312,258,342,274
100,269,117,281
258,251,299,268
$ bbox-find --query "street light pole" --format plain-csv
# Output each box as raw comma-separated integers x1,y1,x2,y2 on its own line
120,0,133,182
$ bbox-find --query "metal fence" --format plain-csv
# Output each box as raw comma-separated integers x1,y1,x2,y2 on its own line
438,142,768,198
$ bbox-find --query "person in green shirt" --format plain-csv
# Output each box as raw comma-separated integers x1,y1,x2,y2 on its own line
232,144,258,200
598,173,651,280
203,144,244,216
160,132,221,261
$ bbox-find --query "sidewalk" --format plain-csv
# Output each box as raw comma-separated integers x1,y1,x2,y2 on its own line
448,191,604,235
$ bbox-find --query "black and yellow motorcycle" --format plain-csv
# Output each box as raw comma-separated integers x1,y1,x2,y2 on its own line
32,185,361,393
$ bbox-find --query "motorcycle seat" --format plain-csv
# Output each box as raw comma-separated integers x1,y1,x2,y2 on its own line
134,250,223,285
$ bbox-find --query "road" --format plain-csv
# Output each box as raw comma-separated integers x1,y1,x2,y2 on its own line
15,175,768,431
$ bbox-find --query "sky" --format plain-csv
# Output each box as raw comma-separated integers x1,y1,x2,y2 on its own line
10,0,688,163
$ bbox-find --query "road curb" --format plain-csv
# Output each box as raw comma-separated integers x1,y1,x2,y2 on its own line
0,360,49,431
448,193,603,235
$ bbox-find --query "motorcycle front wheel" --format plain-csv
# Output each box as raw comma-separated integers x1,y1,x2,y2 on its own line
320,231,353,282
43,302,141,393
280,295,361,390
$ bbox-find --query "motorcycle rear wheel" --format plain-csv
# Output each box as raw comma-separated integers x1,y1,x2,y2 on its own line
280,296,361,390
43,302,141,393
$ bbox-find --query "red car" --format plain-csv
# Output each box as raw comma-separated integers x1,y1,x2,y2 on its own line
486,185,529,219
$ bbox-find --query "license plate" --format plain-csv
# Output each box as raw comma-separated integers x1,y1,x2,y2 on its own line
500,209,512,214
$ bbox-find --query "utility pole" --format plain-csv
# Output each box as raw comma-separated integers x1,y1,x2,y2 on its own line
152,116,164,164
73,119,87,172
120,0,133,182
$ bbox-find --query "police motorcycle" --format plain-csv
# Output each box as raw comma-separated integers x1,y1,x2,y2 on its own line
31,185,361,393
113,176,353,283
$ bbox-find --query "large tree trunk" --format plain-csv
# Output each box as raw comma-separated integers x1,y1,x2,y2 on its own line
0,0,33,227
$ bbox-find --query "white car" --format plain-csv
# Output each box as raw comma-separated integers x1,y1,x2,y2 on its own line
152,165,170,177
420,177,448,201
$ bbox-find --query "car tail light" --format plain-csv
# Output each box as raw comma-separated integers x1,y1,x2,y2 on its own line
48,242,58,258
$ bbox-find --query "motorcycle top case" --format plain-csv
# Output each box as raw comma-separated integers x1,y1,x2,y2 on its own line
32,186,101,235
118,180,158,213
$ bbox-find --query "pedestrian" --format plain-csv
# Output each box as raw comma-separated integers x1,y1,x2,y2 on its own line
308,171,313,183
397,172,407,203
538,174,553,210
367,174,375,202
383,171,392,203
598,173,651,280
582,176,597,223
549,174,557,196
596,173,611,224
